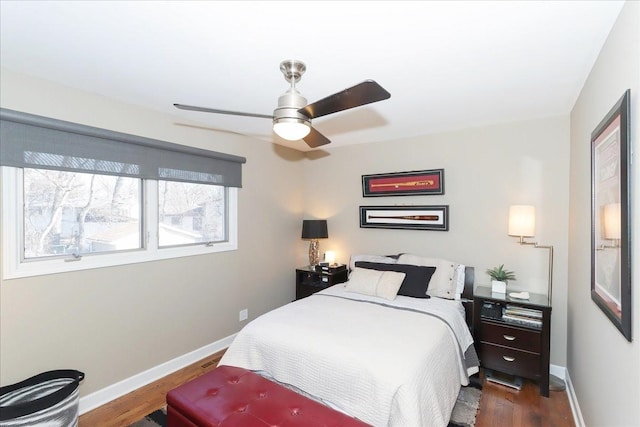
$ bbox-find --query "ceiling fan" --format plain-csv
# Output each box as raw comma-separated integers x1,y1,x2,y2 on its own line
174,60,391,148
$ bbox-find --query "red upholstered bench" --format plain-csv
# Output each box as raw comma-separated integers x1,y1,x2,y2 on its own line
166,365,370,427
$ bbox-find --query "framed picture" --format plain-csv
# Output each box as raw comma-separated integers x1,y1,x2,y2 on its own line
590,89,631,342
362,169,444,197
359,205,449,231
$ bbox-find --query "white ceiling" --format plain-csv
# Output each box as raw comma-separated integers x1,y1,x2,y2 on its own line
0,1,624,151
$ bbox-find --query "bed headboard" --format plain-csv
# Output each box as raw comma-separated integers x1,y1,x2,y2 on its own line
462,266,475,329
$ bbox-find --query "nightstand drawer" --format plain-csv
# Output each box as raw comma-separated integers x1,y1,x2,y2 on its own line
295,267,348,300
480,321,541,353
298,272,323,287
480,343,540,379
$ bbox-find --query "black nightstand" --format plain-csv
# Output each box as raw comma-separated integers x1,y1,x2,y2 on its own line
473,286,552,397
295,266,348,300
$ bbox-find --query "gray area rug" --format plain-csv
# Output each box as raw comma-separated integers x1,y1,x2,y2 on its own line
128,407,166,427
449,385,482,427
129,385,482,427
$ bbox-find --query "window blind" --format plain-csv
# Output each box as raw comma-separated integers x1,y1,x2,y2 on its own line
0,108,246,187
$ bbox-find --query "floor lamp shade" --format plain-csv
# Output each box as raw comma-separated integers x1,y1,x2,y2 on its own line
301,220,328,266
509,205,535,237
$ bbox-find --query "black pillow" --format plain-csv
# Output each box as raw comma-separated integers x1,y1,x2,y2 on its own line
354,261,435,298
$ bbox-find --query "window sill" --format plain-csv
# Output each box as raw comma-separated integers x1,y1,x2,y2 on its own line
2,240,238,280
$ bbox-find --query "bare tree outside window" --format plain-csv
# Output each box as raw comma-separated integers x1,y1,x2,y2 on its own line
23,168,141,258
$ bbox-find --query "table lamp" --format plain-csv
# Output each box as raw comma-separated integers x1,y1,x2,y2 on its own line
301,219,328,267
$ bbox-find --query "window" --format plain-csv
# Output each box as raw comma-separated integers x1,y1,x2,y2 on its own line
1,108,245,279
23,168,142,259
158,181,226,247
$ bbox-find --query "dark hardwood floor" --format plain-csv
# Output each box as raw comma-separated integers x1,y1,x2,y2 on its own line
474,371,574,427
79,352,574,427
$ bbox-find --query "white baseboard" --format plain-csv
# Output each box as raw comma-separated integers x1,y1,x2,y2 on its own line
550,363,566,380
549,365,585,427
79,333,236,414
549,364,584,426
565,370,585,427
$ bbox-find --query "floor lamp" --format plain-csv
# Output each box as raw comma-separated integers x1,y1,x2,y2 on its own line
508,205,565,391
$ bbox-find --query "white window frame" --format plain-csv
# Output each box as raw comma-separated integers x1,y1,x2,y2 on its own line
1,166,238,280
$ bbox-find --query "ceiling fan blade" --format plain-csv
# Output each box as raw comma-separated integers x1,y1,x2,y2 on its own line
303,127,331,148
299,80,391,119
174,104,273,119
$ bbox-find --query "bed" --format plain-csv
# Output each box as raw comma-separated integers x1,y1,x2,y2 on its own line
220,254,478,427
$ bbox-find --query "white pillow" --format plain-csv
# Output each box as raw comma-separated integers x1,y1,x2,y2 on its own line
376,270,407,300
454,264,466,300
348,254,397,271
397,254,458,299
345,267,380,296
345,267,405,300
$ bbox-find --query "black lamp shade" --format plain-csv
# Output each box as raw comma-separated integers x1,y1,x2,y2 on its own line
301,219,328,239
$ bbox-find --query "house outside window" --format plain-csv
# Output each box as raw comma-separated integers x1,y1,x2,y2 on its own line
158,180,226,247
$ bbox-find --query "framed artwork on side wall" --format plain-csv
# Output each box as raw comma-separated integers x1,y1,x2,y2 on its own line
590,89,632,342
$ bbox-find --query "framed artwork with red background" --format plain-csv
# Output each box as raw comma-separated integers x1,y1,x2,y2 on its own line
362,169,444,197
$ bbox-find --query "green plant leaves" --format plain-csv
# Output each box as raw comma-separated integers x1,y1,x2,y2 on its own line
486,264,516,281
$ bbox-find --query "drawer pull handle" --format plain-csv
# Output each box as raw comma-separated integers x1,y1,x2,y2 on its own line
503,335,516,341
503,356,516,362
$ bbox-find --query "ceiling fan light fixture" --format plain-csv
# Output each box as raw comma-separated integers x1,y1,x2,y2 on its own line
273,117,311,141
175,59,390,149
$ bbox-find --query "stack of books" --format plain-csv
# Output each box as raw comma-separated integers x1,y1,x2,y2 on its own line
502,304,543,329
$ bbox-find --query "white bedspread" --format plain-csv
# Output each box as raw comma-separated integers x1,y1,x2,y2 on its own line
220,284,477,427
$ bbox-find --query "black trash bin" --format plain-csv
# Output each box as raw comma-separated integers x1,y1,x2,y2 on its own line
0,370,85,427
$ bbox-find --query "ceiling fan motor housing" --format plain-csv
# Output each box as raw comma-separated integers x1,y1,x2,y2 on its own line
273,88,311,125
273,59,311,126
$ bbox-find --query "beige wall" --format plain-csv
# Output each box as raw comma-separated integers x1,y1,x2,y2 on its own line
568,1,640,425
0,69,306,396
303,116,570,366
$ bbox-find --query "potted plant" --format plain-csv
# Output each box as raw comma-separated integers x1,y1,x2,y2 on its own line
486,264,516,294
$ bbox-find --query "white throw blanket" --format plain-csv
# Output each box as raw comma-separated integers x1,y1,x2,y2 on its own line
220,285,476,427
